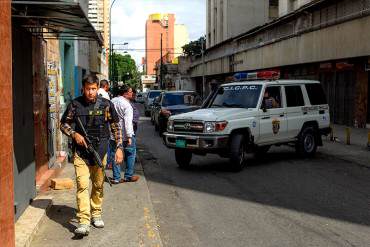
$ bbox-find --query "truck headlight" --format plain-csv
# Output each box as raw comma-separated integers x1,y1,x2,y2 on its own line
204,121,228,133
205,122,216,133
167,120,174,132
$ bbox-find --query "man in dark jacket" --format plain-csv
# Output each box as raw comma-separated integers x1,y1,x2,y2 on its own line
60,75,123,236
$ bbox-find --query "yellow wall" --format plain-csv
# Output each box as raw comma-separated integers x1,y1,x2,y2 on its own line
174,24,189,58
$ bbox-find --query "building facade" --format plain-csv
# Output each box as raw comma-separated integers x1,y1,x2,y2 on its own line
279,0,313,16
189,0,370,127
206,0,279,48
1,1,104,245
145,13,176,76
88,0,110,78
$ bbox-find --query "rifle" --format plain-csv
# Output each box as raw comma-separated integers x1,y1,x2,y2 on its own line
76,117,112,187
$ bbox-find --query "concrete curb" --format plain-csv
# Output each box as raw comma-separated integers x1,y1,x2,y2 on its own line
136,154,164,247
15,195,53,247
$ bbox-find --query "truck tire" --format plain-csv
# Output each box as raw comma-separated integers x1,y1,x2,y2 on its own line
295,126,317,157
175,149,192,168
229,134,247,172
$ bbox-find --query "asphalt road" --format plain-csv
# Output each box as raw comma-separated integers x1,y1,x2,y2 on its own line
136,104,370,247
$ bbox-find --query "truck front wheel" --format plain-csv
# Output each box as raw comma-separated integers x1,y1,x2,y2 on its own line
229,134,247,172
295,126,318,157
175,149,192,168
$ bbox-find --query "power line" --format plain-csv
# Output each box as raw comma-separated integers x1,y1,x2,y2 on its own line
114,48,180,51
113,49,184,54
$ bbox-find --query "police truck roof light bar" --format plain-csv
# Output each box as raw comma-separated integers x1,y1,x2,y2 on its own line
233,70,280,81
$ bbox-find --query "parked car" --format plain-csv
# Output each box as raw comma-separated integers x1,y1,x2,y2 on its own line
152,91,202,135
163,80,331,171
150,96,160,125
144,90,162,117
136,92,145,103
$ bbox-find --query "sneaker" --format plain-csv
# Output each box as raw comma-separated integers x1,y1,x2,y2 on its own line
91,217,105,228
110,178,125,184
74,224,90,236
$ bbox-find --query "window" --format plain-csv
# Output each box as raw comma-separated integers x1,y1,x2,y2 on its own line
209,85,262,109
162,93,201,106
285,85,304,107
305,84,327,105
262,86,282,109
148,91,161,99
269,0,279,7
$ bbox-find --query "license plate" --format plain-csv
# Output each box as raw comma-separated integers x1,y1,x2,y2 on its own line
175,139,187,148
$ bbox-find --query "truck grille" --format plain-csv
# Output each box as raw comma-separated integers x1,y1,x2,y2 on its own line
173,121,204,133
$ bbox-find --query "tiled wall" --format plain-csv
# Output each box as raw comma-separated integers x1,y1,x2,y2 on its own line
0,2,15,247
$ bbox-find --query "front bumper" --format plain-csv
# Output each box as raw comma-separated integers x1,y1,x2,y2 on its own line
163,132,229,150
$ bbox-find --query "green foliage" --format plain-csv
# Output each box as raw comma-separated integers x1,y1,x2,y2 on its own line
110,53,141,89
182,36,206,57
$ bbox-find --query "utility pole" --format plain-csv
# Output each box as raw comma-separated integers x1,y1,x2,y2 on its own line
112,44,115,84
201,37,206,99
109,0,117,81
160,33,163,90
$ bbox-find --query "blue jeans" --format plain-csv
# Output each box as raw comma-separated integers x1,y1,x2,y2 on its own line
112,136,137,181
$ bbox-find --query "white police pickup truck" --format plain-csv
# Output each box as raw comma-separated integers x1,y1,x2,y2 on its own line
163,80,331,171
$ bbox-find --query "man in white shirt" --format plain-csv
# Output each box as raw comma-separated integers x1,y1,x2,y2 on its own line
97,79,110,100
110,85,140,183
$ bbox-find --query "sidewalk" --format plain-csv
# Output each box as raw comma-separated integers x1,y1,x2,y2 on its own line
320,124,370,169
27,161,163,247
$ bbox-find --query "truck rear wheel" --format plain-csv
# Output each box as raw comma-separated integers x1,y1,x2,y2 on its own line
229,134,247,172
295,126,317,157
175,149,192,168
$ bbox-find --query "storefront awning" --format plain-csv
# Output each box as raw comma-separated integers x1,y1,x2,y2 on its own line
11,1,103,45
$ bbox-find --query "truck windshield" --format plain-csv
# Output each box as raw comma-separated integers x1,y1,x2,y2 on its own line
209,85,262,108
162,93,201,106
148,91,161,99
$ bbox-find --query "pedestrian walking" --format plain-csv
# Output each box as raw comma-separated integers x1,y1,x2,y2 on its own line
110,85,140,184
98,79,114,169
60,74,124,236
97,79,110,100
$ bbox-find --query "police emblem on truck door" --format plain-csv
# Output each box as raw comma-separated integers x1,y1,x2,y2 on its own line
272,119,280,134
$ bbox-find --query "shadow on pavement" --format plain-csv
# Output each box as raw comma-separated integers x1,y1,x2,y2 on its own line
45,204,79,239
138,141,370,228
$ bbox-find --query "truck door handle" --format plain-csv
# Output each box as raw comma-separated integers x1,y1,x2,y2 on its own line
262,116,270,119
280,114,285,117
303,112,308,115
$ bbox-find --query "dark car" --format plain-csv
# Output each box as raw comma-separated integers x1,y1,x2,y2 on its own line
144,90,162,116
152,91,202,135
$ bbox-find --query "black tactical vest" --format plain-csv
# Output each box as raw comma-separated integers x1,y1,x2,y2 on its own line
72,96,111,165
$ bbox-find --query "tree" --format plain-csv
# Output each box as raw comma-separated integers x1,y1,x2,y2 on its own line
182,36,206,57
110,53,140,89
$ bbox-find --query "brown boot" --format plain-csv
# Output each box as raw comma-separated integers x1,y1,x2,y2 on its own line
124,175,140,182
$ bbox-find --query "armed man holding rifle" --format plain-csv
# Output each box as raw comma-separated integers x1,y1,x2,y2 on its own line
60,74,124,236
